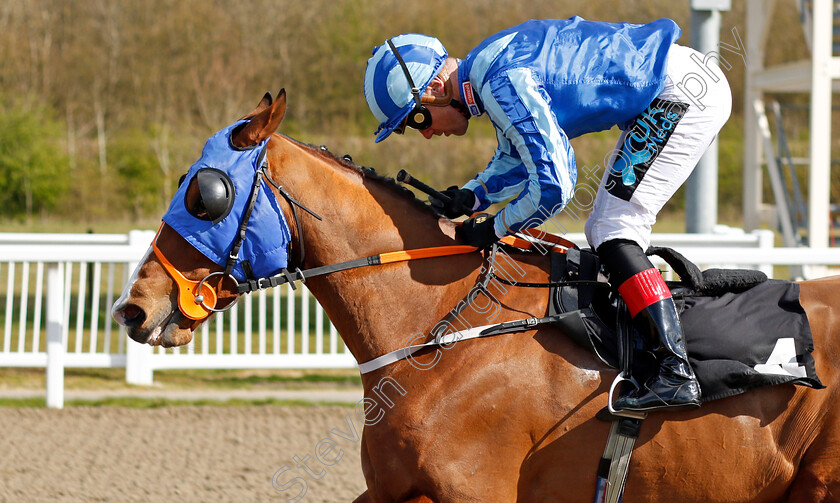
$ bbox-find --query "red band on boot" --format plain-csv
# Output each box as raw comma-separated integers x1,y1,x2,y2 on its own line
617,268,672,317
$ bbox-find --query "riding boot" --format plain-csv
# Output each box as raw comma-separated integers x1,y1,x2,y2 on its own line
597,239,701,412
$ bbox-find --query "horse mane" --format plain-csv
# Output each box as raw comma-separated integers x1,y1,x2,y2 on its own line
274,136,541,260
292,136,444,220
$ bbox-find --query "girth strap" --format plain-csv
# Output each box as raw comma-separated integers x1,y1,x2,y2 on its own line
357,312,580,374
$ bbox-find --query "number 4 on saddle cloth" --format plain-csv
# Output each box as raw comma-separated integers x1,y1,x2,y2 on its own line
546,246,824,402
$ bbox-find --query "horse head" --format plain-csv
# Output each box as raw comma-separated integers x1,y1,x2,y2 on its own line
113,87,466,354
112,90,294,347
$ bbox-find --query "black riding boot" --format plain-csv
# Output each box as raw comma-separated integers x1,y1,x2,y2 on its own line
598,239,701,412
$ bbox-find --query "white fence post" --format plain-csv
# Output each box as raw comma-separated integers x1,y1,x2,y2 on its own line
124,230,154,386
754,229,776,277
125,342,153,386
46,263,65,409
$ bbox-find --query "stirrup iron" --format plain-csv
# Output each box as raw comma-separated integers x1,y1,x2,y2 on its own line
607,372,647,420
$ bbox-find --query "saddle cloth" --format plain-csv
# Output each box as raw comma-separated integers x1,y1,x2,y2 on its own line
548,247,824,403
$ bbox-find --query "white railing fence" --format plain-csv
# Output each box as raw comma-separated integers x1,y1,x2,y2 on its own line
2,227,840,408
0,230,355,409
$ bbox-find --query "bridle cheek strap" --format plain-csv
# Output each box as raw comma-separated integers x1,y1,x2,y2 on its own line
151,227,218,321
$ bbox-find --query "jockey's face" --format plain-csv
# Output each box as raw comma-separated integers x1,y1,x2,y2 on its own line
418,104,469,139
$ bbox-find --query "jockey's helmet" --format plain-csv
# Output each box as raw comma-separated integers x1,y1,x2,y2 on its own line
364,33,448,143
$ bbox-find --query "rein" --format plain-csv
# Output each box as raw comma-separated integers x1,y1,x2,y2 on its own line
235,226,578,294
156,136,582,321
236,244,481,293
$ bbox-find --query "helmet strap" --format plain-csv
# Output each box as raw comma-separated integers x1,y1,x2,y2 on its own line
448,98,471,119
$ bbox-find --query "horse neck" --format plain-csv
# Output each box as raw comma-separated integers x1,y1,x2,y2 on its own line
266,135,485,363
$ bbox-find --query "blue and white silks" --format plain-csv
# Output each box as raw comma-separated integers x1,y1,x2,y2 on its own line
162,121,292,282
457,17,681,237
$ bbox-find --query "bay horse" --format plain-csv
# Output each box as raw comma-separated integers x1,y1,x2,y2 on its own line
112,90,840,502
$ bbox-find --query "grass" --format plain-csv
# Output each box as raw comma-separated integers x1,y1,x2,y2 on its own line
0,396,355,409
0,366,363,409
0,367,363,408
0,367,362,391
147,368,362,389
0,217,161,234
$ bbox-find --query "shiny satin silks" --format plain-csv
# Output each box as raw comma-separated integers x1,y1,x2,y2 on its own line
457,16,682,236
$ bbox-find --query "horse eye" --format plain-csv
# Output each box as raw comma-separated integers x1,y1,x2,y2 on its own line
184,179,211,220
191,199,210,220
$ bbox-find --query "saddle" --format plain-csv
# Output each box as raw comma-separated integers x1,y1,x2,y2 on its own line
544,245,824,402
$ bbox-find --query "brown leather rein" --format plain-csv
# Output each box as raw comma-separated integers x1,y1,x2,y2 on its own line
152,140,576,321
234,228,574,296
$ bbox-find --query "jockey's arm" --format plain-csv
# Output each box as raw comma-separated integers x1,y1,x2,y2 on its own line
463,69,577,237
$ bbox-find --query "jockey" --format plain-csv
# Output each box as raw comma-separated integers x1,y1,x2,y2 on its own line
363,17,731,413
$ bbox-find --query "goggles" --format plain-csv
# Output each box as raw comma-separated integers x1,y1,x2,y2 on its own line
387,36,455,136
392,80,457,135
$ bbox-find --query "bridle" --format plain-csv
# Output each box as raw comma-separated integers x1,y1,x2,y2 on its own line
153,137,576,322
152,139,323,321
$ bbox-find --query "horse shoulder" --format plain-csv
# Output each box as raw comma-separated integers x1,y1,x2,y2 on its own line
357,323,611,500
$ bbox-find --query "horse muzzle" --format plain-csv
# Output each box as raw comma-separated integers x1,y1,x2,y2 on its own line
113,300,195,347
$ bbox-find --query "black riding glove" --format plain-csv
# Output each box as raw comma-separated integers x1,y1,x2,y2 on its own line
430,186,475,219
460,213,500,249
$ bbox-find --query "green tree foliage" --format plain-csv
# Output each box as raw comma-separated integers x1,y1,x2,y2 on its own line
0,95,69,219
111,128,167,219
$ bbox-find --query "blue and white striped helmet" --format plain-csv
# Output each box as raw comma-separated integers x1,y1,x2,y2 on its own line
364,33,448,143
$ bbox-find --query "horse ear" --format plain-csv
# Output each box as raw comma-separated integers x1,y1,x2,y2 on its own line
230,89,287,148
241,92,274,120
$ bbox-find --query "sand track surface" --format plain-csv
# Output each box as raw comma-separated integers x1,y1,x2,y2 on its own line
0,405,366,502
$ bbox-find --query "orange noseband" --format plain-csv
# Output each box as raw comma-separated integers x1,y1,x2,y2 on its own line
151,226,219,321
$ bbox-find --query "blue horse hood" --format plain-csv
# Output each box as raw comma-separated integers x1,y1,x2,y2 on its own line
162,121,292,282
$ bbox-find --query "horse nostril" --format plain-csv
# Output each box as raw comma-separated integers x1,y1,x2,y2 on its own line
118,304,146,328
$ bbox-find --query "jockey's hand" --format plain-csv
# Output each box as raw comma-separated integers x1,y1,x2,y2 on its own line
460,213,499,249
430,186,475,219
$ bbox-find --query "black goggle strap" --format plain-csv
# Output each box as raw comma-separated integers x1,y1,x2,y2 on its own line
387,39,424,110
449,98,471,119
